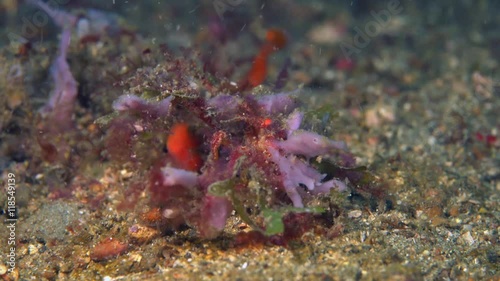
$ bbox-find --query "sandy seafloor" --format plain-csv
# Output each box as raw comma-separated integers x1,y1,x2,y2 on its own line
0,0,499,280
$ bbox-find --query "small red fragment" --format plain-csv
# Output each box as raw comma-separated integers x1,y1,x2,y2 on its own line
262,118,273,127
141,207,164,225
247,49,270,88
242,28,288,89
475,131,497,146
335,58,355,71
17,42,32,57
475,132,485,142
79,34,101,44
166,123,203,171
485,135,497,146
266,28,288,51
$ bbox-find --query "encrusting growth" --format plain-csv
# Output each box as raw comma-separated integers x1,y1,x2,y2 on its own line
31,0,382,239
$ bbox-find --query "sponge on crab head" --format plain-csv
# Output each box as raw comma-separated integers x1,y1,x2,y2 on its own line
285,110,303,136
113,94,173,119
276,130,348,159
268,147,347,208
148,164,199,207
39,28,78,132
160,166,198,187
256,92,299,115
198,195,232,239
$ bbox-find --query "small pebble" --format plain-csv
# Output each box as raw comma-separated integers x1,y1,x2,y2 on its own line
90,237,128,261
461,231,475,246
348,210,362,218
0,263,7,275
128,224,160,243
241,262,248,269
28,244,38,255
